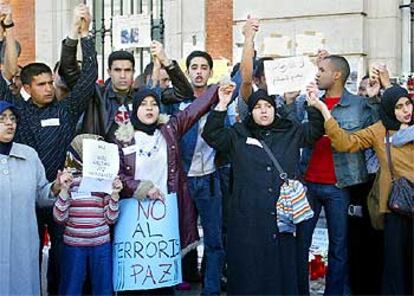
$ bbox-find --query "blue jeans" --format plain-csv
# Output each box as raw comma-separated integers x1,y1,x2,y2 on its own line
188,172,225,296
59,242,113,296
302,183,350,296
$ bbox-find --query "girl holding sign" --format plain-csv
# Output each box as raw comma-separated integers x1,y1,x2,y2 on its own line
114,84,233,293
53,134,123,296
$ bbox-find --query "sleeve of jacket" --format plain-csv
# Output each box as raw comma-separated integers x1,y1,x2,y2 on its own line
324,117,376,153
103,194,119,224
58,37,81,90
168,84,219,138
53,193,71,224
0,70,24,107
300,106,325,147
34,152,56,208
202,110,235,154
162,60,194,104
362,95,381,127
60,36,98,120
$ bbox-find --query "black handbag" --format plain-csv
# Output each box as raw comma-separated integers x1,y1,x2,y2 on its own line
385,131,414,217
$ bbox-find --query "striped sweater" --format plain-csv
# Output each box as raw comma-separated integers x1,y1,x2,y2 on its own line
53,180,119,247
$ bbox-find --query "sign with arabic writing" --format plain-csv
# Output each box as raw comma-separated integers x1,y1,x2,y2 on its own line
264,56,316,95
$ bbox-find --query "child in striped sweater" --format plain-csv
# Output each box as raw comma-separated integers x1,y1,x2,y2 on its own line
53,134,122,296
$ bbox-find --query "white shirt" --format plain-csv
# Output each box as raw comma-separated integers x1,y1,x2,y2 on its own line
134,130,168,195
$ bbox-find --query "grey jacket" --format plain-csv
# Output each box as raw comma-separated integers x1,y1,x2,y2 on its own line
0,143,54,295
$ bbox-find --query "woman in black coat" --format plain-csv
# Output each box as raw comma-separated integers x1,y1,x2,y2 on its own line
202,89,324,295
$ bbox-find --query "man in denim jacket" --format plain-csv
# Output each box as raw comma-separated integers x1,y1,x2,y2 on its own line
300,54,379,295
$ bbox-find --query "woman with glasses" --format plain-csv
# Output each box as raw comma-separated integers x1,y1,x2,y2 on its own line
0,101,61,295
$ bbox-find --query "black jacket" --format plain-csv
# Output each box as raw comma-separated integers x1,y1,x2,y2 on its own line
59,38,193,138
202,108,324,295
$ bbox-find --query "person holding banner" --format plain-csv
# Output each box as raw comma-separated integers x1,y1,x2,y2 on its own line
113,83,233,293
53,134,123,296
201,88,324,295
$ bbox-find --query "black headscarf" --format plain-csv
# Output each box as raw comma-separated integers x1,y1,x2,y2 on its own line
245,89,292,141
0,101,19,155
130,88,161,135
380,85,414,130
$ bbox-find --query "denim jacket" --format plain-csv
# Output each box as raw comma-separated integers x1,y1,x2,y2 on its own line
301,89,380,188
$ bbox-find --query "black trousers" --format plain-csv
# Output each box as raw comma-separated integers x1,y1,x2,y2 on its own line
382,213,414,295
347,180,384,295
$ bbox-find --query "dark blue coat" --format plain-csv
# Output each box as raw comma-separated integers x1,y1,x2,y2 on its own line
202,107,324,295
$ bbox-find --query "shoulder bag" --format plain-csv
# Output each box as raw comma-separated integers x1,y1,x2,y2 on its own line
385,131,414,217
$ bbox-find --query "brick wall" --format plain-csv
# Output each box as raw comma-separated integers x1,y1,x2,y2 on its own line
11,0,35,66
205,0,233,63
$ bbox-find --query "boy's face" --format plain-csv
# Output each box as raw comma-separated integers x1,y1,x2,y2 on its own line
186,57,212,89
108,60,135,92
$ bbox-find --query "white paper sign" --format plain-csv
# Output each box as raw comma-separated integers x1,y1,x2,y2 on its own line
78,139,120,194
261,36,291,57
264,56,317,95
113,14,151,49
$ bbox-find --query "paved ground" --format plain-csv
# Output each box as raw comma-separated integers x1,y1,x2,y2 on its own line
176,278,326,295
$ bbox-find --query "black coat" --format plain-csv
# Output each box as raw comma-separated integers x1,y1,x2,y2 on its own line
202,107,324,295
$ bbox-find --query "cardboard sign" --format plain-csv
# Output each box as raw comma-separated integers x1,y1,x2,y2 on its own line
113,14,151,49
113,195,182,291
296,32,325,55
264,56,316,95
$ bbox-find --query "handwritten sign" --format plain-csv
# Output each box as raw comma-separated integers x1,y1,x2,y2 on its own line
264,56,316,95
78,139,119,194
113,14,151,49
113,195,182,291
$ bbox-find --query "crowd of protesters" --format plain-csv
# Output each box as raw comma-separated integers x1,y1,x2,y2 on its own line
0,2,413,296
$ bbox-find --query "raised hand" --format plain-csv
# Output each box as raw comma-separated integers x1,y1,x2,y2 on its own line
306,82,325,111
377,64,391,89
315,49,329,67
150,40,170,67
216,79,236,110
242,15,259,42
366,76,381,98
79,4,92,37
0,2,12,25
71,3,91,38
